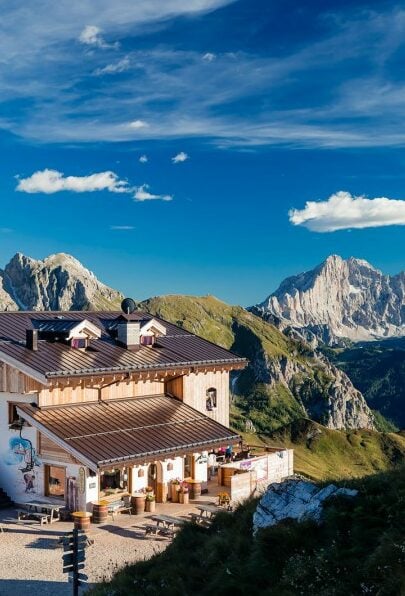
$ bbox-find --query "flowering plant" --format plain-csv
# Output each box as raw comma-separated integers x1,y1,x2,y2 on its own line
171,478,181,485
145,492,155,501
179,481,189,494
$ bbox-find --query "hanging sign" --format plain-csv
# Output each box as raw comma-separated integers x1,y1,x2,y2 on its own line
78,467,86,494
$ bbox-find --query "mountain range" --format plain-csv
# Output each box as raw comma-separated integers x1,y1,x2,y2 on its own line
252,255,405,346
0,252,376,433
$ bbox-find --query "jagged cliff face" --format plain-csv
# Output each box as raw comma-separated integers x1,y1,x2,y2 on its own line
254,255,405,345
0,252,123,311
235,321,374,430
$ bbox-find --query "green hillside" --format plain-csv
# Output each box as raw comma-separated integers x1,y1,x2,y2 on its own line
91,467,405,596
242,418,405,481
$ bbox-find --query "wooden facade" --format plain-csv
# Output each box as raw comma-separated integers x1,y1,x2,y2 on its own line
1,360,234,427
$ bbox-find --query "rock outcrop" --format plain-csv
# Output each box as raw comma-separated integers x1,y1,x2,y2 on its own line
242,324,375,430
253,478,358,532
253,255,405,345
0,252,123,311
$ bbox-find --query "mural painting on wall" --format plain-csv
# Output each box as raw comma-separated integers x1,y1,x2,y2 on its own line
3,436,41,495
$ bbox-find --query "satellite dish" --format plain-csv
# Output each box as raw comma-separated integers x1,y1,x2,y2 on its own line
121,297,136,315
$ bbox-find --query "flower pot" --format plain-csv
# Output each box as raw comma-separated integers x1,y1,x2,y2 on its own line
179,492,189,505
171,484,180,503
145,499,156,513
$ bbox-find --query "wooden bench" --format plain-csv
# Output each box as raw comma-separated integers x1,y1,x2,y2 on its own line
16,509,49,525
144,524,176,539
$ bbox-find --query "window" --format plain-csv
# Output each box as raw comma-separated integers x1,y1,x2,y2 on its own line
100,469,127,496
45,465,66,499
206,388,217,411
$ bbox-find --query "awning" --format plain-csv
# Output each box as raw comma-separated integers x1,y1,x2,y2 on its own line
17,395,240,471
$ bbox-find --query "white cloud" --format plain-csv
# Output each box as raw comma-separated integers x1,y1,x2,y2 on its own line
172,151,189,163
79,25,118,49
129,120,149,129
139,155,148,163
134,184,172,202
289,191,405,232
110,225,134,230
202,52,216,62
16,169,129,194
94,57,130,76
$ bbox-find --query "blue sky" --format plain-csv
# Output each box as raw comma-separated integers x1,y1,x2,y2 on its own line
1,0,405,305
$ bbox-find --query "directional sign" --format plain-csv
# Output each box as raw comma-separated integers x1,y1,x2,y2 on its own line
62,529,89,595
68,572,88,584
64,561,85,572
63,553,74,566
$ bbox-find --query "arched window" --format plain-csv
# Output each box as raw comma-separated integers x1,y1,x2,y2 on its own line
206,388,217,411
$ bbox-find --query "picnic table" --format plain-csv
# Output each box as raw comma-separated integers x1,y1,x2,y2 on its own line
16,500,62,525
196,504,221,519
151,514,185,529
190,504,225,526
144,514,185,538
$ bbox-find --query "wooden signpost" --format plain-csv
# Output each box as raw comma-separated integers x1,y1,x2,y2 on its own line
62,529,88,596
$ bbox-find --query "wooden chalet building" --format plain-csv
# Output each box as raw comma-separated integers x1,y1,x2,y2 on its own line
0,308,247,511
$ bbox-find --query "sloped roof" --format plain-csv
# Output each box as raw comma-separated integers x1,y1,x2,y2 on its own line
0,311,247,381
17,395,240,470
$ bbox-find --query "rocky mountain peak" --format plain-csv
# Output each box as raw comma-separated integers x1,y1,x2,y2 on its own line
253,255,405,344
0,252,123,311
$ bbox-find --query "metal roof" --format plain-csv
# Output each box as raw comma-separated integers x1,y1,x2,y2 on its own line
17,395,240,469
0,311,247,380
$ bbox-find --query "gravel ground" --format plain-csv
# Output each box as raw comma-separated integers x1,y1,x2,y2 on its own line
0,489,221,596
0,513,171,596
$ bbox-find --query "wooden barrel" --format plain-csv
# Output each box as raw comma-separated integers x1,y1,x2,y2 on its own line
131,495,146,515
72,512,91,531
221,468,235,488
92,503,108,524
190,481,202,499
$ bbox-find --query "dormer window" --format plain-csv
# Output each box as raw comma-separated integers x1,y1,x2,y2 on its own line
140,333,155,347
32,318,101,349
71,337,89,350
206,388,217,411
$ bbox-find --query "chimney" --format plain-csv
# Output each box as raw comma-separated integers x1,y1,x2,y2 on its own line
117,321,140,349
26,329,38,351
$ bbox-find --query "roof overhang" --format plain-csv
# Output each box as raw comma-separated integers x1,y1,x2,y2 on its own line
16,396,241,471
0,349,48,386
16,405,97,471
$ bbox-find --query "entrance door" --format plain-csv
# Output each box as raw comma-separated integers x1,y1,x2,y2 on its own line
45,465,66,499
147,463,158,493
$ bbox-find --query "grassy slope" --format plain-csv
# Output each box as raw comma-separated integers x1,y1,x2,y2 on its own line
90,467,405,596
244,418,405,481
140,294,294,357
